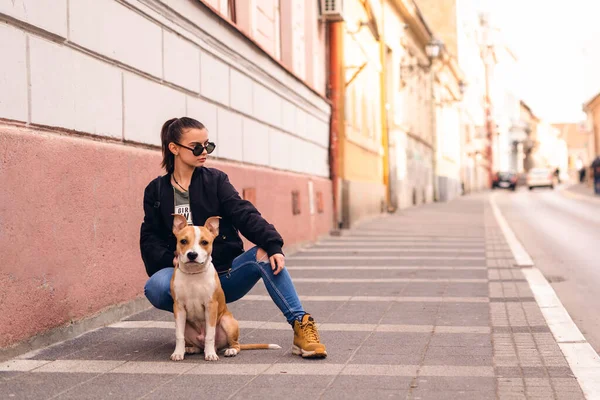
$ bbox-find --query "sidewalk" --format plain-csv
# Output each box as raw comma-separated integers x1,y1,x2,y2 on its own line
0,194,587,399
563,183,600,203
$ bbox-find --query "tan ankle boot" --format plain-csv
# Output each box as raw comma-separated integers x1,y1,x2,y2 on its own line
292,314,327,358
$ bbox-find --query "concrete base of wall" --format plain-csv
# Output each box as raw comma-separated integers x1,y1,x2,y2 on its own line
437,176,462,202
341,179,386,229
394,181,434,210
0,296,152,362
0,122,332,350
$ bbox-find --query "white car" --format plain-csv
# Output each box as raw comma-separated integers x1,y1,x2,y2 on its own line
527,168,556,190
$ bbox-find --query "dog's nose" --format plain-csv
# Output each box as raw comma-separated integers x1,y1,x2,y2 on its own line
187,251,198,261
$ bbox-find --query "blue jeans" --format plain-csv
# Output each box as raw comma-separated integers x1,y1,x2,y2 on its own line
144,247,306,325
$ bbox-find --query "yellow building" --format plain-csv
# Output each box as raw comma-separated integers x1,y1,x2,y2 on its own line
583,92,600,163
335,0,386,228
330,0,466,226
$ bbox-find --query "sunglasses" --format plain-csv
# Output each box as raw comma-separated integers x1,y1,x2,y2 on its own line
174,141,216,156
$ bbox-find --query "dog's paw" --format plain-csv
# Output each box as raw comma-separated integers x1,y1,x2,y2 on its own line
185,346,202,354
224,348,239,357
170,352,185,361
204,352,219,361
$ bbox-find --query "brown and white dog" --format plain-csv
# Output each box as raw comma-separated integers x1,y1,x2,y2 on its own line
170,214,280,361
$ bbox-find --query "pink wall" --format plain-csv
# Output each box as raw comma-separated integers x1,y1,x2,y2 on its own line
0,123,332,348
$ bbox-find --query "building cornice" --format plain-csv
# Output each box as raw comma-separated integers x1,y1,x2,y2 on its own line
583,92,600,111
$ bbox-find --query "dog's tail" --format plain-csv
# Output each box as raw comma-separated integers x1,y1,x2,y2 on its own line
239,343,281,350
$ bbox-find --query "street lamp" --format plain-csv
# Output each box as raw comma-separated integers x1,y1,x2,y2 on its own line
425,38,444,60
400,37,444,79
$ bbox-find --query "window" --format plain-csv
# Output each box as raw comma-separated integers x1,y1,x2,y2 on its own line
227,0,236,23
292,190,301,215
242,187,256,204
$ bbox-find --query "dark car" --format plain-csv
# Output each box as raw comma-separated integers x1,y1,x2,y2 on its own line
492,172,518,191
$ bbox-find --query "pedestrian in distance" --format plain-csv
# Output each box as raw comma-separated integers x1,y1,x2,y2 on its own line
139,117,327,359
592,156,600,195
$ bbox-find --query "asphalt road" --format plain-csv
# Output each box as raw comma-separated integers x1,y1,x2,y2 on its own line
494,185,600,353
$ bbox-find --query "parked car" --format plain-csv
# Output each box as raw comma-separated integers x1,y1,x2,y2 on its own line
492,172,518,191
526,168,556,190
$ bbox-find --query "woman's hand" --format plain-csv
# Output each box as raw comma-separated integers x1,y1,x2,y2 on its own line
269,254,285,275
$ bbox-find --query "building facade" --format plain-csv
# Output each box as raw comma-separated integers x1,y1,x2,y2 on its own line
384,0,437,210
554,123,595,181
0,0,331,348
329,0,386,229
583,92,600,164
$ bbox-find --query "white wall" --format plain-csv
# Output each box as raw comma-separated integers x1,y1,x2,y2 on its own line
0,0,330,177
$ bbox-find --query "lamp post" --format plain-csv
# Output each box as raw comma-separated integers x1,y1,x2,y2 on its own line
478,13,495,188
425,38,444,202
425,38,444,60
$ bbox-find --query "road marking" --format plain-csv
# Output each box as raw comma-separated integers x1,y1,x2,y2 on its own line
108,320,491,334
290,255,485,261
490,193,600,399
286,266,486,270
489,193,533,267
243,295,489,303
291,278,487,283
1,360,495,377
0,359,51,372
34,360,125,373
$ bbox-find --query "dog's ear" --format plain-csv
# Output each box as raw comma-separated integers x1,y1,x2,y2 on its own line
204,216,221,237
172,214,188,235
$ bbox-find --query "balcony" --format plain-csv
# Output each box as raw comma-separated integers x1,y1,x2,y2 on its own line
509,119,531,143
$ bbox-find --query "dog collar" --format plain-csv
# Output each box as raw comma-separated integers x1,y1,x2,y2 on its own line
176,265,205,275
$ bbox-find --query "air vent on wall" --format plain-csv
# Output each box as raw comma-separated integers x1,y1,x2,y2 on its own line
319,0,344,21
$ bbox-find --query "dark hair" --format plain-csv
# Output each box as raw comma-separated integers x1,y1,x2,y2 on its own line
160,117,206,173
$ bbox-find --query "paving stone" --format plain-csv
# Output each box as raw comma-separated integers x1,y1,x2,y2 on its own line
0,372,93,399
423,353,492,366
321,388,409,399
382,303,439,325
415,376,495,391
349,353,424,365
425,346,493,357
144,374,253,400
286,258,486,267
29,327,127,360
54,373,175,399
0,371,21,381
444,283,489,297
330,374,413,389
288,268,488,280
57,328,172,361
490,297,536,303
428,333,492,348
324,301,394,324
124,307,171,321
1,194,586,399
410,389,496,400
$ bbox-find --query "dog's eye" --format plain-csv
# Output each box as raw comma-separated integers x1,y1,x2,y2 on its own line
200,240,209,246
180,239,188,245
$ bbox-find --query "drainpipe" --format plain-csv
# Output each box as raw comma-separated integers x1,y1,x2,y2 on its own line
328,21,344,230
379,0,391,211
483,52,494,188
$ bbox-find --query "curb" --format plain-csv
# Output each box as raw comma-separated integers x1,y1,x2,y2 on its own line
490,192,600,399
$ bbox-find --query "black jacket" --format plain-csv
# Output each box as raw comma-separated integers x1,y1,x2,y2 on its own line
140,167,284,277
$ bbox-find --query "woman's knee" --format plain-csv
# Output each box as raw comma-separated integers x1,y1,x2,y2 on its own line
144,268,174,311
256,248,268,263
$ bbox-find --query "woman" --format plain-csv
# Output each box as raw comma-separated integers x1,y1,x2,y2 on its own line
140,117,326,358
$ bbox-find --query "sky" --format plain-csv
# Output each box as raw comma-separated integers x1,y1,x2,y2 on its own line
478,0,600,123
